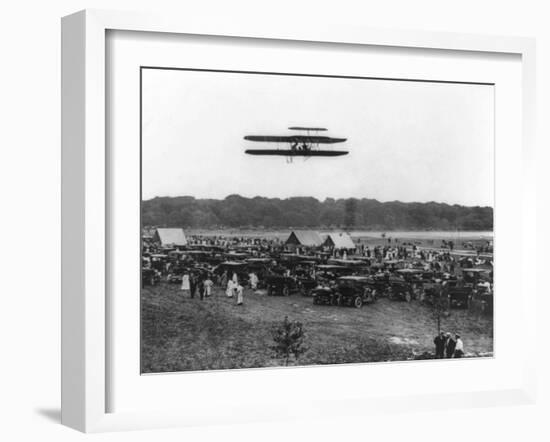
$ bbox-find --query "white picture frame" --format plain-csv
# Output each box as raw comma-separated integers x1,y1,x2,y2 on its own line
61,9,537,433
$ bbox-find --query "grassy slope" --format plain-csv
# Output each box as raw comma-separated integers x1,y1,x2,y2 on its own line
141,283,493,373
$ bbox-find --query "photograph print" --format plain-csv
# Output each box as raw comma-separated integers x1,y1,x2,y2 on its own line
140,67,494,373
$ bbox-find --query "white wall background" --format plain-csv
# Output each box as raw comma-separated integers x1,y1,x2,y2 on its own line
0,1,547,441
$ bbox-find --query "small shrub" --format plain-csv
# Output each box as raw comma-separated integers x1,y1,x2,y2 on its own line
270,316,307,366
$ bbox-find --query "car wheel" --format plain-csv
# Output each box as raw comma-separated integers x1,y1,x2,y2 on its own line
354,296,363,309
283,286,290,296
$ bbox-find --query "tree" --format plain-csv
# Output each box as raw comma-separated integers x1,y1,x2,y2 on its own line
431,288,449,335
270,316,307,366
141,195,493,230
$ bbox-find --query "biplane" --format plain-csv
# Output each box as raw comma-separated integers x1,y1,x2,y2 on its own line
244,127,349,162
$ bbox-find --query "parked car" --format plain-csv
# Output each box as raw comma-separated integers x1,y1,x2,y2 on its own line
395,268,424,283
446,286,473,309
216,261,249,283
421,281,443,306
265,274,299,296
245,258,274,288
141,267,160,287
461,268,491,286
314,265,354,282
312,276,377,308
334,276,378,308
296,273,318,296
311,286,336,306
387,278,415,302
166,272,183,284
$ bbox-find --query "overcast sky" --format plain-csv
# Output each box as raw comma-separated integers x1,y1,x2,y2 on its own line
142,68,494,207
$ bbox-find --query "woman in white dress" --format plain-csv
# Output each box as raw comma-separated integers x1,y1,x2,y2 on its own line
203,278,213,297
236,284,244,305
181,273,190,296
226,279,235,298
249,272,258,290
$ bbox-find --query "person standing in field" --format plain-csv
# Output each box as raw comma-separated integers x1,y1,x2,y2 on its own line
189,272,196,299
454,334,464,358
226,278,235,298
197,275,205,301
236,283,244,306
203,277,213,297
219,270,228,288
249,272,258,290
445,332,457,358
180,272,190,296
434,331,446,359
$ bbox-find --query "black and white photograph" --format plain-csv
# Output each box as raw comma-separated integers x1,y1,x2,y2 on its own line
140,67,494,373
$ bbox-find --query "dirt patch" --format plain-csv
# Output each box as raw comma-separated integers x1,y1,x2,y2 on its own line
389,337,419,345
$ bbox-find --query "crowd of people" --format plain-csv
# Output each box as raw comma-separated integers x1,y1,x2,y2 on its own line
179,272,214,301
179,269,249,306
433,331,465,358
142,231,492,358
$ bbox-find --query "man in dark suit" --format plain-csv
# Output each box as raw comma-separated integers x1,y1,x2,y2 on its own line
197,275,205,301
434,331,446,358
445,332,456,358
189,272,196,299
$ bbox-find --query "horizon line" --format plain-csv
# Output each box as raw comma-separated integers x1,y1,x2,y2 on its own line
142,194,494,209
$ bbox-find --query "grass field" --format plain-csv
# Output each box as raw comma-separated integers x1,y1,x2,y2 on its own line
141,282,493,373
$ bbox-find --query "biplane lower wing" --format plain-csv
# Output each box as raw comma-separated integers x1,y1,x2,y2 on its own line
245,149,348,157
244,135,347,144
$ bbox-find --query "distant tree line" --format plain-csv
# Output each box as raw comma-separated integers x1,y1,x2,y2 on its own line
142,195,493,230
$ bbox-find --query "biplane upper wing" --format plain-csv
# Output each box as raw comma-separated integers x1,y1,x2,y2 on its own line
244,135,347,144
288,126,328,131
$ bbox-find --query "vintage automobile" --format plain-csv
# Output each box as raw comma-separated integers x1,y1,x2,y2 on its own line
149,253,168,272
141,267,160,287
280,253,321,266
421,281,442,305
245,257,275,286
181,250,212,263
223,251,251,261
294,265,317,296
314,264,354,282
216,261,250,285
395,268,424,282
265,274,299,296
311,285,338,306
334,276,377,308
382,259,406,271
461,268,491,286
386,278,416,302
312,276,377,308
366,272,392,296
166,272,183,284
202,252,225,266
446,286,473,309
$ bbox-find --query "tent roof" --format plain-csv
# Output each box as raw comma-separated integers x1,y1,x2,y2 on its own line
286,230,324,247
154,228,188,246
324,232,356,249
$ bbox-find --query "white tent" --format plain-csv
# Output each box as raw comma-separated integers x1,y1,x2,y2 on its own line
154,228,188,247
285,230,324,248
324,232,355,250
